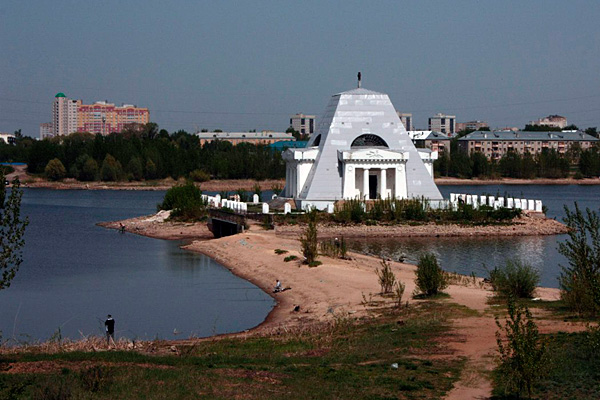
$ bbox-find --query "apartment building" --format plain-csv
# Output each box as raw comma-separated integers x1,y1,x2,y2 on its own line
456,120,488,132
290,113,315,136
396,112,413,131
529,115,567,129
39,122,53,139
41,93,150,138
428,113,456,135
52,93,80,136
458,130,597,160
78,101,149,135
196,130,294,146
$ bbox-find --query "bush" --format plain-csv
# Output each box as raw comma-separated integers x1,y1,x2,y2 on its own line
495,299,547,399
44,158,66,181
415,253,447,296
300,209,319,265
394,281,406,307
274,249,288,255
284,255,298,262
158,181,207,220
377,258,396,294
489,259,539,298
558,203,600,316
190,169,210,182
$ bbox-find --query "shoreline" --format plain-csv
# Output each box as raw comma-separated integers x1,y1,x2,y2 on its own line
101,212,569,338
12,177,600,192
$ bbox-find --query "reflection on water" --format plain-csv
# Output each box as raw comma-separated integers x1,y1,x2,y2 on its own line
348,234,563,288
350,183,600,289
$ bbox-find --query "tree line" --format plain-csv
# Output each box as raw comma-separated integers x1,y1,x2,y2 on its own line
435,140,600,179
1,124,286,182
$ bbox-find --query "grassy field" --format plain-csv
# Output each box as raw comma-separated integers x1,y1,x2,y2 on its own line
0,301,466,400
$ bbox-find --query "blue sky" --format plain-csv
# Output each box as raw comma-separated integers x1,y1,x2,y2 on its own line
1,1,599,136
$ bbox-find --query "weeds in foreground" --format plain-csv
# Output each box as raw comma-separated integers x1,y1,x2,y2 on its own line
377,258,396,294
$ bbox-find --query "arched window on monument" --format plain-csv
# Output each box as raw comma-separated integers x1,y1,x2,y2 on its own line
351,134,388,148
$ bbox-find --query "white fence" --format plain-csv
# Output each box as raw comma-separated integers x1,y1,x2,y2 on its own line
449,193,543,212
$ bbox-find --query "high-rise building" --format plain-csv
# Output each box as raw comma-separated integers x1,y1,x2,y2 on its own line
39,122,53,139
396,112,413,131
78,101,149,135
290,113,315,136
52,93,80,136
428,113,456,136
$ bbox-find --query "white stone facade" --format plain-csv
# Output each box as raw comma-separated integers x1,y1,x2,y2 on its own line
282,87,442,210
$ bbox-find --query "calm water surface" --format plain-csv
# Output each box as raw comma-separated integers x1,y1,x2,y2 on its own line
0,189,274,343
348,185,600,288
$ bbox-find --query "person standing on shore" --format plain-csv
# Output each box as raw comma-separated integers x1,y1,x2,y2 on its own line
105,314,115,347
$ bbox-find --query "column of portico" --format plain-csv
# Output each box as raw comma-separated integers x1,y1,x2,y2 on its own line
285,166,290,197
363,167,370,200
380,168,387,199
395,163,407,199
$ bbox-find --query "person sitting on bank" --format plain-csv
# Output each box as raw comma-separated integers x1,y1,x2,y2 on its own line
274,279,282,293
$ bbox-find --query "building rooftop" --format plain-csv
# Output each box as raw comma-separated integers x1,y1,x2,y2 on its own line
55,92,66,98
337,87,384,96
458,130,598,142
195,131,293,140
407,131,449,140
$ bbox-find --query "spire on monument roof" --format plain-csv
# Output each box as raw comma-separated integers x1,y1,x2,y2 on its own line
357,71,361,88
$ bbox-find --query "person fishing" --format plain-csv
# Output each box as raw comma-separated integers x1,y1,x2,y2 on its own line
274,279,282,293
105,314,116,347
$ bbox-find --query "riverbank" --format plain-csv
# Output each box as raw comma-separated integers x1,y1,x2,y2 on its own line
275,212,569,238
435,176,600,185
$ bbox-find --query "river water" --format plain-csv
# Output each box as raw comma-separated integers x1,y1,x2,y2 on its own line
0,189,274,343
348,184,600,289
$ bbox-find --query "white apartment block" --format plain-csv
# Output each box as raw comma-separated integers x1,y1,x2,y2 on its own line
52,93,80,136
428,113,456,136
290,113,315,136
396,112,413,131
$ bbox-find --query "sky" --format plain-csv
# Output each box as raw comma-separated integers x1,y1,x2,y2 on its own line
1,1,600,137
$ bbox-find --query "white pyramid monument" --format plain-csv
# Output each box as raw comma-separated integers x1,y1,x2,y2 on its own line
283,76,442,210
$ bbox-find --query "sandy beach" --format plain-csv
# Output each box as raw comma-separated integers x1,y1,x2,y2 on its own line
100,214,583,399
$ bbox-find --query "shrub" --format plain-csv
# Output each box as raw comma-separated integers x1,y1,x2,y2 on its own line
158,181,207,220
333,198,365,224
300,209,319,265
495,299,547,399
284,255,298,262
190,169,210,182
394,281,406,308
558,203,600,316
44,158,66,181
377,258,396,294
415,253,447,296
274,249,288,255
488,259,539,298
78,366,112,393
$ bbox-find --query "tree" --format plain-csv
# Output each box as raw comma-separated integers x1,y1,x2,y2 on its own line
585,127,598,138
101,154,123,181
80,158,99,181
558,203,600,315
127,157,143,181
0,172,28,290
300,209,319,266
44,158,67,181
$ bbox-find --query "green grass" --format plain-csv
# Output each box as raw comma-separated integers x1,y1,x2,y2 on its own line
0,301,465,399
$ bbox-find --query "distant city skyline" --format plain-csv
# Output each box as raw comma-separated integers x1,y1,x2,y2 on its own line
1,1,599,137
